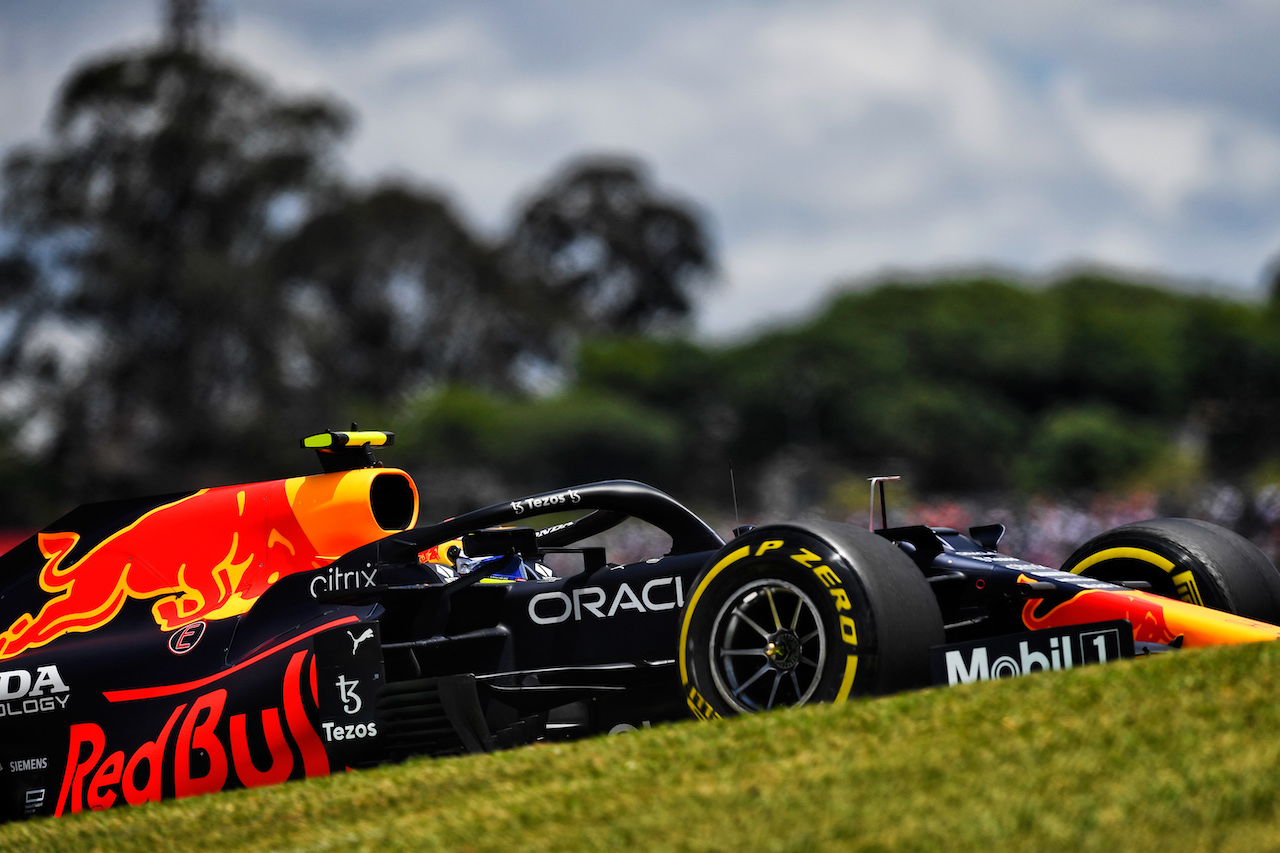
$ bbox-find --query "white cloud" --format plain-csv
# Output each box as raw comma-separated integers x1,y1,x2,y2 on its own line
1056,79,1215,217
6,1,1280,336
0,4,154,156
245,3,1280,331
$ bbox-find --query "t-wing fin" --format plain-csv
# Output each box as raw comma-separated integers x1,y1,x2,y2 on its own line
301,429,395,473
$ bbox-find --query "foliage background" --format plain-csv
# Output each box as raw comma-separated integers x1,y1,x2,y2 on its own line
4,4,1280,568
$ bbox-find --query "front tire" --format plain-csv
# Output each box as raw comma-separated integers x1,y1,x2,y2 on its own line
1062,518,1280,625
679,522,943,719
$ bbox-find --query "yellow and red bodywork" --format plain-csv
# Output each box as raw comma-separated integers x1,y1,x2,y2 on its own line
419,538,463,567
0,468,418,660
1018,577,1280,648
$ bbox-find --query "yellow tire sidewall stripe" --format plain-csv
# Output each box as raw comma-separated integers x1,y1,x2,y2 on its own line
834,654,859,702
1070,546,1174,575
678,546,750,685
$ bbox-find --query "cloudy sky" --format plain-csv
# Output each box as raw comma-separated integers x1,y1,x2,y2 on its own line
4,1,1280,336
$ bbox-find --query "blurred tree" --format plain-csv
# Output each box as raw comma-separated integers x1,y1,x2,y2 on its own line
709,279,1037,494
0,22,351,497
1180,296,1280,474
557,273,1280,504
166,0,214,51
0,4,722,519
574,336,733,502
393,384,683,518
273,182,557,417
1047,274,1190,418
504,156,715,334
1016,405,1166,492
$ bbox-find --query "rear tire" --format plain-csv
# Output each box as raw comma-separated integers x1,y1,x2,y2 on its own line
1062,518,1280,625
679,522,944,719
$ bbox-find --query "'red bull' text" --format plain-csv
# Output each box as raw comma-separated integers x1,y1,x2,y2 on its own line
55,650,330,815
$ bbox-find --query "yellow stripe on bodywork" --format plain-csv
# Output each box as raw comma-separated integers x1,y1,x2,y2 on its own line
1140,590,1280,645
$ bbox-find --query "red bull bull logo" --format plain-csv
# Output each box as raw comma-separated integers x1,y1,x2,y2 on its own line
0,469,417,661
1020,581,1280,648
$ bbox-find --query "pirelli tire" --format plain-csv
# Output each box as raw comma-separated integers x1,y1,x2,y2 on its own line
1062,518,1280,625
678,522,944,720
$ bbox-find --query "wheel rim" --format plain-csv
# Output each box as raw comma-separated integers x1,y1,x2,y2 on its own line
707,578,827,713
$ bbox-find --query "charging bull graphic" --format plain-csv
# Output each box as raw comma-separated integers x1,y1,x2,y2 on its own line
1019,577,1280,648
0,469,416,660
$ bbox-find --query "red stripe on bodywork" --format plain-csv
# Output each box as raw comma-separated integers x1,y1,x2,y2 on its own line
103,615,359,703
284,650,330,777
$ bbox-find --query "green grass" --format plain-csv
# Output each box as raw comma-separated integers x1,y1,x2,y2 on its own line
9,642,1280,852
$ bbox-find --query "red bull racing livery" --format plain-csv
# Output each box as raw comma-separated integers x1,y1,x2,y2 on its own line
3,430,1280,820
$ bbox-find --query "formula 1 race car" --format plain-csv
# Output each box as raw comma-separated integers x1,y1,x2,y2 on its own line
3,431,1280,820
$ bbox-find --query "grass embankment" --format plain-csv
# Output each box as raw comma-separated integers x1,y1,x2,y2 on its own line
8,642,1280,852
